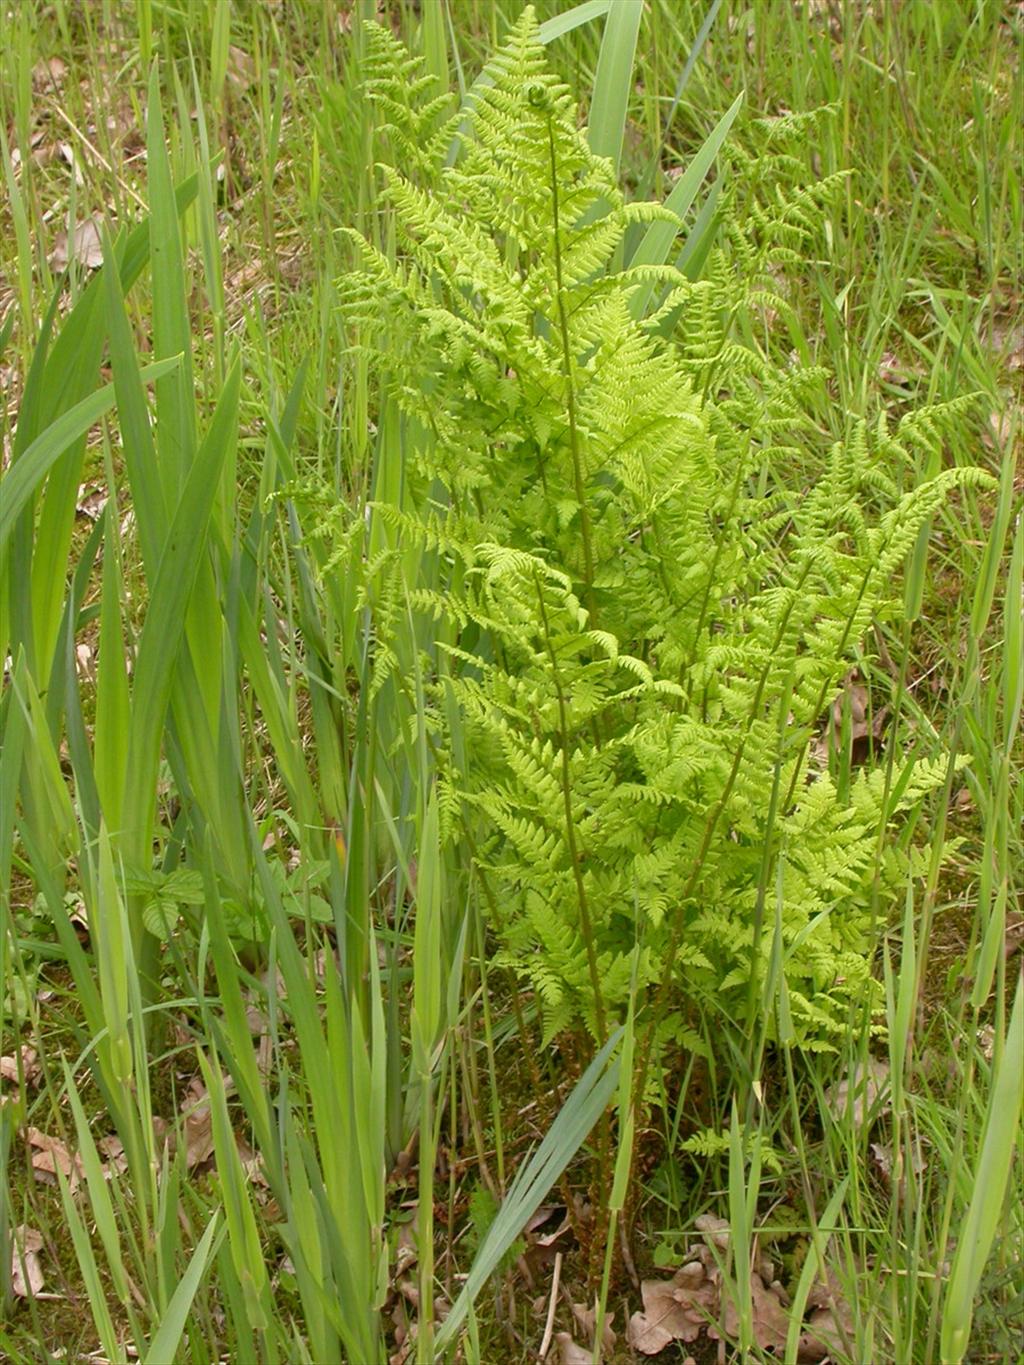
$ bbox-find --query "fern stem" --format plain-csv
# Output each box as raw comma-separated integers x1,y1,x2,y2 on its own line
545,112,597,622
684,445,748,694
633,557,814,1106
533,568,608,1044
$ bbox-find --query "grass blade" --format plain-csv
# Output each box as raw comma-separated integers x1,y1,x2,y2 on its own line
940,972,1024,1362
142,1215,222,1365
435,1029,622,1352
588,0,643,177
0,359,178,557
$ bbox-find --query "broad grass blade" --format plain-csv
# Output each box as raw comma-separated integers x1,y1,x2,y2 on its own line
538,0,612,45
940,972,1024,1362
628,92,742,314
121,358,240,873
435,1029,622,1351
588,0,643,177
0,360,178,556
143,1215,222,1365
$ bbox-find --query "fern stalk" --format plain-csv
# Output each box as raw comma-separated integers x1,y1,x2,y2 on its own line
544,106,597,620
534,567,608,1044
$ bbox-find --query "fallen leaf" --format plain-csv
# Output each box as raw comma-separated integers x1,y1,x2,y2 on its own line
180,1076,215,1168
26,1127,83,1190
626,1261,718,1353
10,1225,44,1297
825,1057,890,1128
694,1213,731,1250
830,674,888,763
0,1046,40,1086
712,1271,789,1353
554,1334,591,1365
570,1302,615,1351
227,45,256,90
52,216,104,271
1005,912,1024,958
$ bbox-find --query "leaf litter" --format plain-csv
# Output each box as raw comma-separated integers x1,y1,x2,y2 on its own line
10,1224,47,1298
626,1211,851,1358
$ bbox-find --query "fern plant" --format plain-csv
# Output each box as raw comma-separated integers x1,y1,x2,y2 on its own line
333,10,987,1069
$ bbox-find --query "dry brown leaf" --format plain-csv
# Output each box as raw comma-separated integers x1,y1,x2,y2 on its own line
825,1057,890,1128
11,1225,45,1297
180,1076,215,1168
1005,911,1024,958
829,674,889,763
626,1261,718,1354
554,1334,591,1365
26,1126,83,1190
712,1271,789,1353
0,1046,40,1087
32,56,67,89
52,216,104,271
570,1302,615,1351
694,1212,731,1250
227,45,256,90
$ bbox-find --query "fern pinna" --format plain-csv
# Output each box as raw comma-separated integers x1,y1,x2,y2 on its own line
336,11,986,1067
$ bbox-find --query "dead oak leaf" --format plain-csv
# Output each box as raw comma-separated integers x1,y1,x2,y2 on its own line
52,216,104,271
712,1271,790,1354
570,1302,615,1351
11,1225,45,1298
1,1046,40,1087
802,1299,857,1365
825,1057,890,1128
26,1126,83,1191
797,1267,855,1360
179,1076,215,1168
626,1261,718,1354
554,1334,592,1365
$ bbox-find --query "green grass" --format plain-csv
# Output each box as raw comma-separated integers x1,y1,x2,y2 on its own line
1,2,1020,1362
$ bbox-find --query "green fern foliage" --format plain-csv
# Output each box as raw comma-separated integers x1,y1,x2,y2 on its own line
335,10,989,1057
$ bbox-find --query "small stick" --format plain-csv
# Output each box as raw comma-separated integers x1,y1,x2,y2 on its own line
538,1250,563,1360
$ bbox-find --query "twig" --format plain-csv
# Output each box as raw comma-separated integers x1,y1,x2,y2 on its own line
538,1250,563,1360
